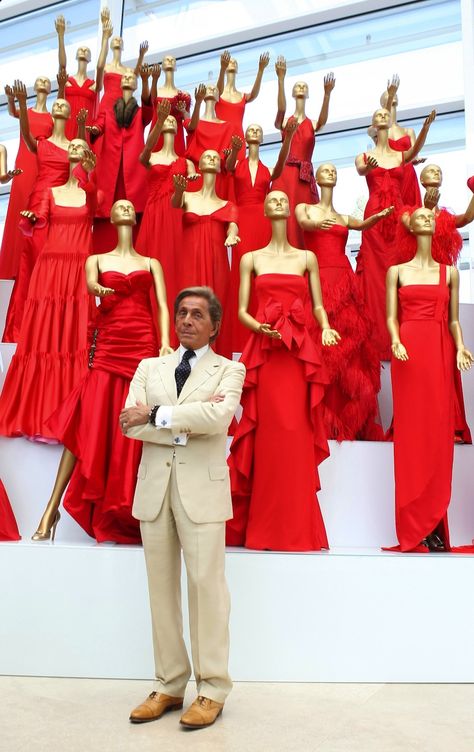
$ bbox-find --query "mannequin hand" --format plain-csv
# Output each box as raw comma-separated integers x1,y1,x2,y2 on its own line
175,100,187,114
20,210,37,224
411,157,426,166
424,187,440,210
173,173,188,192
366,155,378,171
159,344,174,356
55,15,66,35
94,283,115,297
457,348,474,371
139,63,150,81
150,63,161,81
275,55,286,78
220,50,231,69
258,323,281,339
156,98,171,123
230,134,243,152
76,107,88,125
208,393,225,403
0,168,23,185
391,342,408,360
284,119,298,139
378,206,394,219
323,72,336,94
102,19,113,39
100,6,110,24
139,41,149,57
423,110,436,128
86,125,100,136
57,66,68,88
4,84,14,99
322,328,340,346
119,401,149,431
258,52,270,70
318,217,337,230
81,147,96,172
12,80,27,106
195,83,206,103
225,234,240,247
386,73,400,98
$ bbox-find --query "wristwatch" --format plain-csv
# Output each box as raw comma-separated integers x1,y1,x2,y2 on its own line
148,404,160,425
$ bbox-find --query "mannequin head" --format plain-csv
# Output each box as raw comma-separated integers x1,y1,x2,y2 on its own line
162,54,177,71
121,72,137,93
110,36,124,52
264,190,290,219
67,138,88,163
380,89,398,109
420,163,442,188
198,149,221,173
34,76,51,95
372,108,391,130
204,84,219,102
76,46,92,63
226,57,238,73
51,98,71,120
409,207,435,236
316,163,337,187
162,115,178,134
110,199,136,226
292,81,309,100
245,123,263,145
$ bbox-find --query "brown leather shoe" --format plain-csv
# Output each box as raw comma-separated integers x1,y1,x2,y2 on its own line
180,695,224,729
129,691,184,723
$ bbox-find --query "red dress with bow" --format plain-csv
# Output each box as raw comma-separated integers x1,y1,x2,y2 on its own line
150,92,191,155
47,269,158,544
272,117,318,246
388,135,421,207
304,224,383,440
64,76,98,141
227,273,330,551
356,161,404,360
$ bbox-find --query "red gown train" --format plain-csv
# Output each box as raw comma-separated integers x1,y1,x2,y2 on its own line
304,224,383,440
0,108,53,279
64,76,98,142
0,177,95,441
215,97,246,161
227,273,330,551
388,135,421,207
150,92,191,155
47,269,158,544
0,480,21,542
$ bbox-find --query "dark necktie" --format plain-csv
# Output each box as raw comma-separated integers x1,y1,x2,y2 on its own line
175,349,196,397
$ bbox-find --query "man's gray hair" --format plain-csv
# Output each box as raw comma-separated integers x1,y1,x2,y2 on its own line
174,286,222,342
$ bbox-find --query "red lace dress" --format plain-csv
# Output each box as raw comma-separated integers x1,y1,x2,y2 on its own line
0,480,20,541
227,273,330,551
356,161,404,360
64,76,98,141
215,96,246,160
0,108,53,279
47,269,158,544
304,224,383,440
150,92,191,155
388,135,421,206
0,177,95,441
184,118,235,198
2,139,70,343
272,117,318,246
179,202,238,358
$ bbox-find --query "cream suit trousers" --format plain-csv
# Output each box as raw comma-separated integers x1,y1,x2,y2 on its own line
140,456,232,704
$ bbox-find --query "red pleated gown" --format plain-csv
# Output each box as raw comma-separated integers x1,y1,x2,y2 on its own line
64,76,98,142
388,135,421,207
0,480,21,541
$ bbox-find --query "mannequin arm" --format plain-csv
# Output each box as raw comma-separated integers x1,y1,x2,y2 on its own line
14,82,37,153
187,84,205,132
150,64,161,101
139,64,151,104
238,253,269,334
314,73,335,132
271,119,297,180
95,14,113,93
274,56,287,130
139,100,170,166
404,111,436,162
386,265,408,360
355,152,378,176
55,15,67,71
150,258,172,355
384,74,400,116
448,267,474,370
85,254,115,296
171,176,187,208
134,41,148,76
307,252,340,344
246,52,269,102
225,135,243,173
454,192,474,228
216,50,231,96
4,86,19,118
348,207,394,230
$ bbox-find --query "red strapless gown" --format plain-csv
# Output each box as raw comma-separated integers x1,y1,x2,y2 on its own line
215,97,246,160
2,139,70,343
0,187,94,440
356,162,404,360
231,158,272,353
227,273,330,551
388,135,421,207
179,202,238,358
272,117,318,246
0,109,53,279
98,71,122,113
304,224,383,440
47,270,158,544
65,76,98,141
0,479,20,541
184,118,235,198
389,265,458,551
150,92,191,155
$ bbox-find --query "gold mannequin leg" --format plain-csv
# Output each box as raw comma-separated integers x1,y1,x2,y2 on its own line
31,448,77,541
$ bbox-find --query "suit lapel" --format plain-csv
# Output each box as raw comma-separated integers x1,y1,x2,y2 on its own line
156,351,180,404
177,348,221,404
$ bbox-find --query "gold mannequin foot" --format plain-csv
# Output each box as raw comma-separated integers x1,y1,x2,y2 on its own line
31,511,61,542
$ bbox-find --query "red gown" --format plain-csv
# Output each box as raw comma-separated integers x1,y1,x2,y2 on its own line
150,92,191,155
356,161,404,360
2,139,70,343
0,479,21,542
390,265,456,551
231,158,272,353
47,269,158,544
227,273,330,551
179,202,238,358
98,71,122,113
0,108,53,279
215,96,246,160
64,76,98,141
304,224,383,440
388,134,421,206
0,178,95,441
272,117,318,246
184,118,234,198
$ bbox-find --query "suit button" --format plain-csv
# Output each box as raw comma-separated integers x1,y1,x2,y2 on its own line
166,461,171,467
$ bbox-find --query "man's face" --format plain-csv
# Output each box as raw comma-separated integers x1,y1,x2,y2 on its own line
175,295,217,349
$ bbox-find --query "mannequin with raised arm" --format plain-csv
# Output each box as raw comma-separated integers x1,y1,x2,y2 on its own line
355,106,436,360
149,54,191,156
386,207,473,552
227,189,339,551
98,33,149,115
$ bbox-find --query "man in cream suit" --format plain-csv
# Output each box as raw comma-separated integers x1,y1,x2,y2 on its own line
119,286,245,729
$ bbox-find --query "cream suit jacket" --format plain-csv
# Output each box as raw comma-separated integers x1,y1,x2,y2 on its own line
125,348,245,524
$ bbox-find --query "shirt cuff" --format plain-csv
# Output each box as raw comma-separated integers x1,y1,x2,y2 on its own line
154,405,188,446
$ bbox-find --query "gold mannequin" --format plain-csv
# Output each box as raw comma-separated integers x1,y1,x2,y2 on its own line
186,83,224,133
87,71,147,138
13,81,71,155
217,50,269,104
0,145,22,184
150,53,191,118
171,149,239,246
380,74,419,148
31,198,172,541
356,107,436,175
420,164,474,228
238,190,339,345
296,162,393,233
4,76,51,120
274,55,335,131
386,207,473,370
104,33,148,77
139,99,195,173
55,10,112,94
225,120,297,179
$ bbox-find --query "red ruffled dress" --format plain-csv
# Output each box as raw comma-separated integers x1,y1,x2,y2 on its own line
3,138,70,343
150,92,191,155
227,273,330,551
0,108,53,279
215,96,246,160
64,76,98,141
388,135,421,207
272,116,318,246
356,161,404,360
0,171,95,441
184,118,235,198
0,480,21,541
47,269,158,544
304,224,383,440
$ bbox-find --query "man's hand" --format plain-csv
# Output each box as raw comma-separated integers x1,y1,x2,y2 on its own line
119,401,151,433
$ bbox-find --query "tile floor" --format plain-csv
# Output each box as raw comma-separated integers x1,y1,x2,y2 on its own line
1,677,474,752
